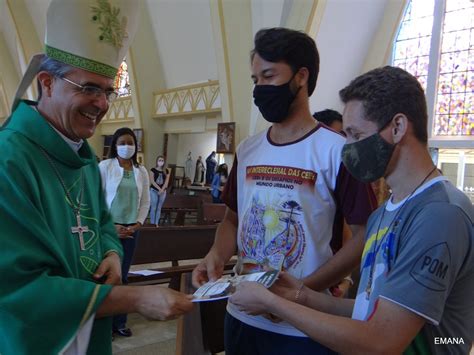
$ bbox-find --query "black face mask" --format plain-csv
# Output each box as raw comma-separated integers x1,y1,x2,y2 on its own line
341,132,395,183
253,76,297,123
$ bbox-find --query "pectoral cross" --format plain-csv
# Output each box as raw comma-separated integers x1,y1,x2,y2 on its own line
71,213,89,250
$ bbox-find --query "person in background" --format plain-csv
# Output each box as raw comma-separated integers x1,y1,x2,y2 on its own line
230,66,474,354
149,155,170,226
211,163,229,203
313,109,343,133
314,109,353,298
206,151,217,184
99,127,151,338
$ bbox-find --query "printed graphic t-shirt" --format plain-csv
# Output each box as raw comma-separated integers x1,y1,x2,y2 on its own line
352,177,474,354
223,125,376,336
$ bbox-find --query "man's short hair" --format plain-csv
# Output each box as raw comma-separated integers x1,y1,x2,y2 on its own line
251,27,320,96
36,56,73,101
339,66,428,143
313,109,342,126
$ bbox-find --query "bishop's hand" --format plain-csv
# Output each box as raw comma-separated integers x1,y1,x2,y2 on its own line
94,252,122,285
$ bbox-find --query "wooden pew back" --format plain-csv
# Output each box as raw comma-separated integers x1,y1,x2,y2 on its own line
131,225,217,265
200,203,226,224
160,194,202,225
162,194,201,210
128,224,231,288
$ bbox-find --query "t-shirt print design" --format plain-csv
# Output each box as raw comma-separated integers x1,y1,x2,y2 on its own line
238,165,317,274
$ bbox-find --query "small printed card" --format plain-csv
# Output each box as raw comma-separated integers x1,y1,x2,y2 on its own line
128,269,164,276
192,270,279,302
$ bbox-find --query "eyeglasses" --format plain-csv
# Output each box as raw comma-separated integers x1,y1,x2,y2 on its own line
60,77,118,103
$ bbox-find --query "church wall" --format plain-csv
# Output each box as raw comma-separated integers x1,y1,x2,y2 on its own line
128,4,167,170
361,0,406,72
176,131,217,182
0,32,19,118
309,0,389,114
147,0,218,88
166,133,179,166
88,131,104,160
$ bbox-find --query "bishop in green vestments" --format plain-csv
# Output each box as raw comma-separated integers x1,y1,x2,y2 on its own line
0,1,196,353
0,101,123,354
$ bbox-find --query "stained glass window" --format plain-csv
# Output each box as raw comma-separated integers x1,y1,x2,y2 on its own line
434,0,474,136
392,0,434,91
114,60,131,97
393,0,474,137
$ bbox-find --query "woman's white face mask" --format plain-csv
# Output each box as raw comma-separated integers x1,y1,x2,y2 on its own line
117,145,135,160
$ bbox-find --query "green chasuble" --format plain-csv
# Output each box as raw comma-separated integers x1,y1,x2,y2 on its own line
0,101,123,354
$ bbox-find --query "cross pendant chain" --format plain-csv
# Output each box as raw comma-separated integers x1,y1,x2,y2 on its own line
37,145,87,251
71,212,89,251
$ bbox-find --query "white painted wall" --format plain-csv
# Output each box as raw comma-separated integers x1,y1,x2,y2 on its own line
0,0,22,76
310,0,388,114
166,132,179,165
176,131,217,181
146,0,218,88
251,0,285,36
24,0,50,40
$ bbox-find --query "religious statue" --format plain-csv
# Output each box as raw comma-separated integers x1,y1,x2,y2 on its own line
185,152,194,180
194,156,205,185
205,151,217,185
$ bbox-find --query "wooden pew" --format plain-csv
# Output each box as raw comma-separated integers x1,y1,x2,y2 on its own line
199,203,226,225
128,225,235,289
160,194,201,225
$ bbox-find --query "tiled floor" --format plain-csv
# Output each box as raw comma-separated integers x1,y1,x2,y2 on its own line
112,313,177,355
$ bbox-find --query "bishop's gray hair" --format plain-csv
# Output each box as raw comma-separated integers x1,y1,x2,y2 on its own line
36,56,74,101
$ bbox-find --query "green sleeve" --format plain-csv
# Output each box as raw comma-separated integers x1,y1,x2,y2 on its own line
0,153,111,354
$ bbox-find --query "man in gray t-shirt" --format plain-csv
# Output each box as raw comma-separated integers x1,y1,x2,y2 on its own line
353,178,473,354
229,66,474,354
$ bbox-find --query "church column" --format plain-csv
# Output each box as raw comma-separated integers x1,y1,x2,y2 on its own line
209,0,254,145
5,0,42,99
127,4,168,169
0,32,20,117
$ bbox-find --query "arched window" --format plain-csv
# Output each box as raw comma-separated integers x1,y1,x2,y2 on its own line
392,0,473,201
114,60,131,97
392,0,434,91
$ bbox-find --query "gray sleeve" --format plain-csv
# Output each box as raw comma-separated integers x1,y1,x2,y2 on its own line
378,203,469,325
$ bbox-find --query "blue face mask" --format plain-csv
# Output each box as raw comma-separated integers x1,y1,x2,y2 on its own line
253,75,298,123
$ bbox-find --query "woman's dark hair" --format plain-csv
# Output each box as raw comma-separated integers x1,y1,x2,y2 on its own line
313,109,342,126
339,66,428,143
217,163,228,178
251,27,320,96
109,127,139,167
156,155,165,166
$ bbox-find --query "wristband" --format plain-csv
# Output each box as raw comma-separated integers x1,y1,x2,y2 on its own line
294,282,305,304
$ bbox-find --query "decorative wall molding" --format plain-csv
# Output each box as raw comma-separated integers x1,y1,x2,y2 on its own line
153,80,221,118
103,96,135,123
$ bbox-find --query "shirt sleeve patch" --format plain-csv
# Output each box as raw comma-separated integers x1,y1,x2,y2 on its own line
409,242,451,291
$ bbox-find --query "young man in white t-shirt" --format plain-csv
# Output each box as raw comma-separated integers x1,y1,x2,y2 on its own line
192,28,376,354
